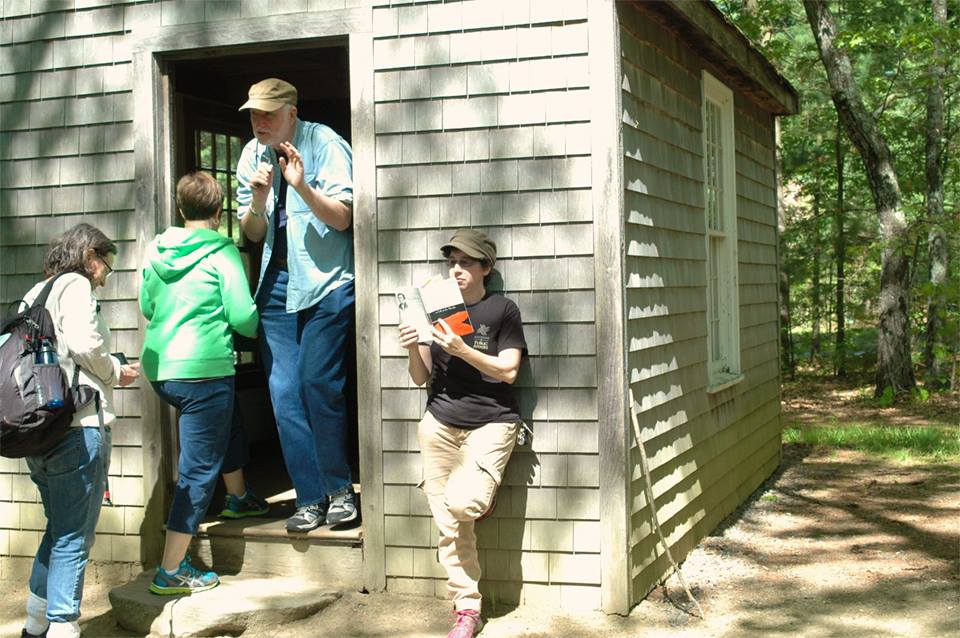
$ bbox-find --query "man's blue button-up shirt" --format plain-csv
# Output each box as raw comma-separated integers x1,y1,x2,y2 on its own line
236,118,354,313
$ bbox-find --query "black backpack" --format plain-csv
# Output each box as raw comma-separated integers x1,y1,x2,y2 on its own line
0,273,96,458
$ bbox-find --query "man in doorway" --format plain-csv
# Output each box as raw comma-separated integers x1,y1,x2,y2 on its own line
236,77,357,531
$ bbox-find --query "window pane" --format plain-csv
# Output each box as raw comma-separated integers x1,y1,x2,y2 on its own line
709,236,722,363
226,175,235,212
231,219,241,244
705,101,724,233
231,136,244,166
199,131,213,169
216,134,227,170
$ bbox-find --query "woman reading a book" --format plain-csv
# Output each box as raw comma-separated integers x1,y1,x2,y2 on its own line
397,228,526,638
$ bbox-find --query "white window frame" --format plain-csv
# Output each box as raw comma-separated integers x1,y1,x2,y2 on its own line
701,72,742,390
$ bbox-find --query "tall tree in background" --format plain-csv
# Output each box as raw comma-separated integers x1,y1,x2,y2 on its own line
804,0,917,396
923,0,949,388
834,120,848,377
777,118,796,378
810,193,824,363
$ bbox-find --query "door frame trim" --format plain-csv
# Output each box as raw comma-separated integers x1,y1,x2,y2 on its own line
131,9,384,590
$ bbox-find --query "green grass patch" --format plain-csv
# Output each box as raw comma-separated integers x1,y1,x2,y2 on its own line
783,424,960,463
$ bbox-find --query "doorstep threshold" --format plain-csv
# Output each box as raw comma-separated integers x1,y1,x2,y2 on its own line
196,516,363,545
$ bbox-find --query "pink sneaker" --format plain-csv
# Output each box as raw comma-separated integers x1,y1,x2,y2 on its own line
447,609,484,638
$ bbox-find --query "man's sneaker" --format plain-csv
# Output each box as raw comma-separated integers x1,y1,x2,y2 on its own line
149,555,219,595
21,629,47,638
219,490,270,519
447,609,483,638
286,502,326,532
326,489,358,526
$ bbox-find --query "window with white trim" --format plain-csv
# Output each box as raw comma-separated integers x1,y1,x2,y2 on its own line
702,72,741,386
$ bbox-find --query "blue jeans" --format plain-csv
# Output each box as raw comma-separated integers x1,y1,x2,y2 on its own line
152,377,249,534
27,426,111,623
257,266,354,507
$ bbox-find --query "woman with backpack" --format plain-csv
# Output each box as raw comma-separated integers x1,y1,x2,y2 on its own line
139,171,264,596
18,223,140,638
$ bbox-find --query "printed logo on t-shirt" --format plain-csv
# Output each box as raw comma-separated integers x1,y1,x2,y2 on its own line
474,323,491,351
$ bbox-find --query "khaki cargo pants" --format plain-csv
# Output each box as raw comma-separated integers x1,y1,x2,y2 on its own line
417,411,519,612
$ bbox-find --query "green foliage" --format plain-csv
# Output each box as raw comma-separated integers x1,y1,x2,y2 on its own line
782,424,959,462
791,327,877,366
876,386,895,408
718,0,960,384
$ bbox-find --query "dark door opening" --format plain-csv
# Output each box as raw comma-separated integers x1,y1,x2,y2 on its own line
166,43,359,528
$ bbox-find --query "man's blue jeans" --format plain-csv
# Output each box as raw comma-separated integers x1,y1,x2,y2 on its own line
152,376,249,534
27,426,111,623
257,266,354,507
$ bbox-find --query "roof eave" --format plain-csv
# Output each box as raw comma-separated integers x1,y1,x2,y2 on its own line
635,0,800,116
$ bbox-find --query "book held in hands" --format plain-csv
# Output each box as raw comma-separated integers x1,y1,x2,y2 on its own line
396,277,474,342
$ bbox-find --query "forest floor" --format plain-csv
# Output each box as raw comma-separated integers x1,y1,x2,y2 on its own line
781,371,959,428
2,374,957,637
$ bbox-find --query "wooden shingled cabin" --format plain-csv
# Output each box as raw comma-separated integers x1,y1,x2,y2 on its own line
0,0,797,614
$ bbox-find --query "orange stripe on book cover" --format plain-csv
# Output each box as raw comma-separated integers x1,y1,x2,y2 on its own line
435,310,474,337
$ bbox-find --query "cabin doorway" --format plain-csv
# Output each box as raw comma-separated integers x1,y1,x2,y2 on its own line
164,43,360,534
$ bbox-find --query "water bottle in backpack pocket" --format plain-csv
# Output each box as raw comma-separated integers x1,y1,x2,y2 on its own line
34,338,64,409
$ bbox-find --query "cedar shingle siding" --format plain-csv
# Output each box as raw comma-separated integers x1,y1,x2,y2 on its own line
1,0,145,567
373,0,604,610
619,4,782,603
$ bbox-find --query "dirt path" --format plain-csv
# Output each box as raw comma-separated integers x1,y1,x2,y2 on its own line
3,442,956,637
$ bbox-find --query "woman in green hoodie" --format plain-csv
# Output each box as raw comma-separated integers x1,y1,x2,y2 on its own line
140,171,266,595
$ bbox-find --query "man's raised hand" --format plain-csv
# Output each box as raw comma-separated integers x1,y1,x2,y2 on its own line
278,141,305,190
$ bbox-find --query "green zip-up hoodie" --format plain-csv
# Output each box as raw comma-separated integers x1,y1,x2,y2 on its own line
139,227,258,381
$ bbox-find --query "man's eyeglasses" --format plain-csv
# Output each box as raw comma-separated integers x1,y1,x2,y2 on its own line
446,257,481,269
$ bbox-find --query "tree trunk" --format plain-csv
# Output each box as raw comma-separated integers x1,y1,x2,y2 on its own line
775,118,795,378
804,0,916,396
923,0,949,389
780,269,795,377
834,121,847,377
811,193,822,364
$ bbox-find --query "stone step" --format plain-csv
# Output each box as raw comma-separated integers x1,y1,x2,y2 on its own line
109,572,341,638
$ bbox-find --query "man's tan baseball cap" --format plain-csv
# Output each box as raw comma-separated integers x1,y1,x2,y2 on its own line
239,78,298,112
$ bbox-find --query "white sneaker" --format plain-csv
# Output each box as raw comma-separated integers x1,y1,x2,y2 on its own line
286,502,326,532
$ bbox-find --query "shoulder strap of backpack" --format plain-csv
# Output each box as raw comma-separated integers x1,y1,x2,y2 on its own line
31,272,73,310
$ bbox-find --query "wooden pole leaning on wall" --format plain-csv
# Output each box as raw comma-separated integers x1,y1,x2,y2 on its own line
628,388,706,619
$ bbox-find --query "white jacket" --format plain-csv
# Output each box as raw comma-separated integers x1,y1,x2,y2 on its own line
22,273,121,428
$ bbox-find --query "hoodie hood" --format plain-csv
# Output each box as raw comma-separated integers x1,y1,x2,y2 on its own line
146,227,232,282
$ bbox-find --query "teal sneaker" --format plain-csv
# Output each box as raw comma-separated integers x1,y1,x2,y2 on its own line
219,490,270,519
150,556,219,595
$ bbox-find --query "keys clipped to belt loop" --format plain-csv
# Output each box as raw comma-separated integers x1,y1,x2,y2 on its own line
516,421,533,447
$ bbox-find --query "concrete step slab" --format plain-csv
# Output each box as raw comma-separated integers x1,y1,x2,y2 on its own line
108,571,340,638
189,534,364,588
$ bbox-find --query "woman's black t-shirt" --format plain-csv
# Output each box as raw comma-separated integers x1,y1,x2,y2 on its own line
426,293,526,428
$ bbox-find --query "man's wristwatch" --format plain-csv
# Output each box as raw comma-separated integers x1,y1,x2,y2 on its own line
248,208,263,217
